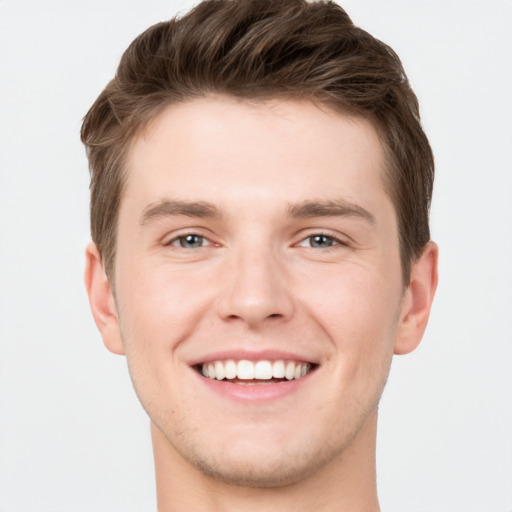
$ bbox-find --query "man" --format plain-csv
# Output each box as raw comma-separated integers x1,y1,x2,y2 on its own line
82,0,438,510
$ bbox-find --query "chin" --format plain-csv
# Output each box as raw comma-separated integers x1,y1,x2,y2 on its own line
188,445,335,488
163,421,352,489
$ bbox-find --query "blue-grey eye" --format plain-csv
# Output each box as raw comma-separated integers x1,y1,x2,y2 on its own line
308,235,335,248
176,234,205,248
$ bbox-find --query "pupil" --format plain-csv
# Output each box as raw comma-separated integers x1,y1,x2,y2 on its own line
181,235,202,248
311,235,332,248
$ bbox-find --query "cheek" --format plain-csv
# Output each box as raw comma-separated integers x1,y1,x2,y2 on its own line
116,262,212,350
302,263,402,369
114,265,207,422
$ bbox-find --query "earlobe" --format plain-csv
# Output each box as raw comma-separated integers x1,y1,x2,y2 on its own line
394,242,439,355
84,242,125,355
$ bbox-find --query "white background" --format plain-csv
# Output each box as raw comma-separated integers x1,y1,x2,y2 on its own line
1,1,511,510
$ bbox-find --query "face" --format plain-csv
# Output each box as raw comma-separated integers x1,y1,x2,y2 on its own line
93,97,423,487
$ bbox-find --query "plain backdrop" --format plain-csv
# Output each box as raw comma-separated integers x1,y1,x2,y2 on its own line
1,1,511,511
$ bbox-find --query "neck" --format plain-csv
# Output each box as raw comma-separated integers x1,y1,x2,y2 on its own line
151,411,380,512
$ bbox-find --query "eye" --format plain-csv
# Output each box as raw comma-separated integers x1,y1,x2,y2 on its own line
169,234,210,249
297,234,344,248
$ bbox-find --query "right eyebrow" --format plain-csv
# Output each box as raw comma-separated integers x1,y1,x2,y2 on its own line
140,200,222,225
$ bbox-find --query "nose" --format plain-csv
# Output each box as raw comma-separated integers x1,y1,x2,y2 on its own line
215,244,295,328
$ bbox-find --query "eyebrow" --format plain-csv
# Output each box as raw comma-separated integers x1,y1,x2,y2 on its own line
287,199,376,224
140,198,375,225
140,200,222,225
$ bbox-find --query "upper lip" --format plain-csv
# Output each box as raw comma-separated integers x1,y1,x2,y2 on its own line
188,349,320,366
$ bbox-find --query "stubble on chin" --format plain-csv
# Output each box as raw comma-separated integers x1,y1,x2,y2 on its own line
151,403,380,490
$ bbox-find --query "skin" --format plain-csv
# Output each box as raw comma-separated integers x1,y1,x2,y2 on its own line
85,97,438,511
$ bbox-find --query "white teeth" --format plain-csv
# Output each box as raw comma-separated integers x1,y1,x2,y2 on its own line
285,361,296,380
254,360,273,379
273,360,285,378
225,360,237,379
214,361,225,380
237,360,255,380
199,359,312,382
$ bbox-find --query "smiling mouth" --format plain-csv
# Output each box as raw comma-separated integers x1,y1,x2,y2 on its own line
196,359,316,383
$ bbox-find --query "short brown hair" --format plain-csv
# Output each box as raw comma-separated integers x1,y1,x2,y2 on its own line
81,0,434,282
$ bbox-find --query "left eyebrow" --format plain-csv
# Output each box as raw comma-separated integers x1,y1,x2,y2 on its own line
140,199,222,225
287,199,376,224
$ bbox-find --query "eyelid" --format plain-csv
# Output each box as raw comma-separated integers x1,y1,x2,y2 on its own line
160,228,350,248
170,235,211,248
162,228,216,247
295,230,350,248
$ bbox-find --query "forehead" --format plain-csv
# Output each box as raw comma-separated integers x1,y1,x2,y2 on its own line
124,96,390,215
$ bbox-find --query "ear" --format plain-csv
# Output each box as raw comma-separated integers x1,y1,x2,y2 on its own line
84,242,125,355
394,242,439,355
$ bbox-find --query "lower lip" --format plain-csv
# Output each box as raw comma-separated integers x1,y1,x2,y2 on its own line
194,371,312,401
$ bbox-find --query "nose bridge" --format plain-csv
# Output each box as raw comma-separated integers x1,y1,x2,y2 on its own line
216,237,294,326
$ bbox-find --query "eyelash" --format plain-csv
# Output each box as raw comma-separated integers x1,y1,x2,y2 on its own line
166,233,211,249
165,231,348,249
296,232,348,249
